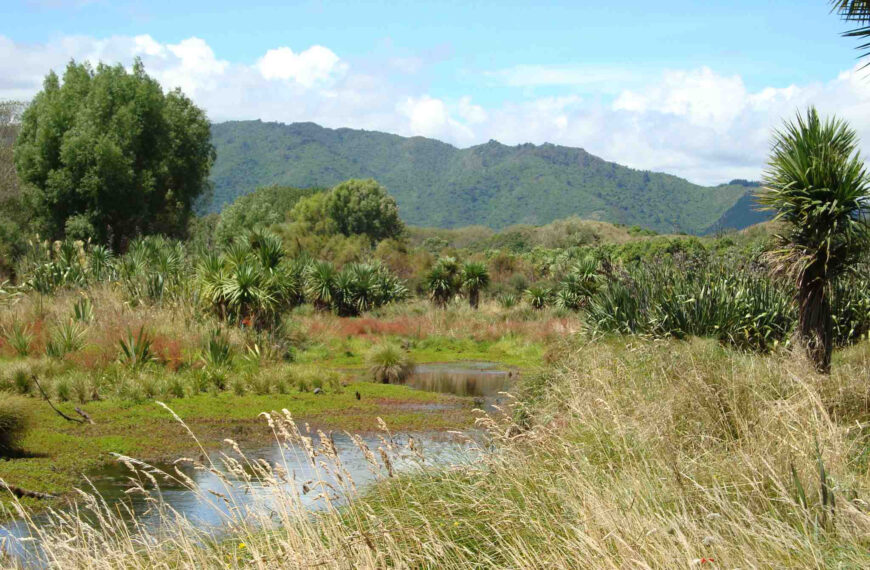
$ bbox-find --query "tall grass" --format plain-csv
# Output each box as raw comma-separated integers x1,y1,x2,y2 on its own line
3,338,869,568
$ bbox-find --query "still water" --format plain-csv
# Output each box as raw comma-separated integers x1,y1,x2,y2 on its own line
0,361,514,566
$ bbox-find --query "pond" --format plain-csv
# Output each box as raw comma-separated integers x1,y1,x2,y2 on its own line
1,430,482,567
400,361,517,408
0,361,516,566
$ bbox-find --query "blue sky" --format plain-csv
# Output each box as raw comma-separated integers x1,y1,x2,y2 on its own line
2,0,869,184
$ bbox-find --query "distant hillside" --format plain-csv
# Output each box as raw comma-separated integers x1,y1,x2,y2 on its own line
704,181,770,234
209,121,768,234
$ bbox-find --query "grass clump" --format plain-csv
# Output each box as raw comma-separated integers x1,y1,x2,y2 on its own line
366,342,414,383
0,395,31,455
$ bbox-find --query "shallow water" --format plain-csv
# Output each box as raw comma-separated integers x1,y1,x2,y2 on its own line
401,361,516,407
1,430,481,566
1,362,513,566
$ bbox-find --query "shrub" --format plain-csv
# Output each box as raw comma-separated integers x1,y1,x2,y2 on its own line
366,343,415,383
72,296,95,323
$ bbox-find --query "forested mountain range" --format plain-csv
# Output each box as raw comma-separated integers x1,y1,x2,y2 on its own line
209,120,767,234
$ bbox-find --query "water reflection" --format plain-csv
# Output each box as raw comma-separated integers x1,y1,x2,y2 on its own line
401,361,516,403
1,430,480,567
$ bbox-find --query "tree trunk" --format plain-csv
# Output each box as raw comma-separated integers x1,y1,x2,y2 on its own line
469,288,479,309
797,263,832,373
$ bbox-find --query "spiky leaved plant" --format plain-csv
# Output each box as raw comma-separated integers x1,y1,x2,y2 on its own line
461,261,490,309
524,285,552,310
757,107,870,372
305,260,337,311
425,257,461,308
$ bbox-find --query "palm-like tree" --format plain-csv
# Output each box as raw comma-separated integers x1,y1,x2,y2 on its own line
305,260,337,311
425,262,458,307
757,107,870,372
461,261,490,309
832,1,870,60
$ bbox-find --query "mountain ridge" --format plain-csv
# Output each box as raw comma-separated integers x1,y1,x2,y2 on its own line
208,120,767,234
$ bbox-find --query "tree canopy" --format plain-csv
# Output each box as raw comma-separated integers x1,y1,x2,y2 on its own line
0,101,27,278
324,179,404,242
287,179,405,243
14,59,214,249
214,185,321,244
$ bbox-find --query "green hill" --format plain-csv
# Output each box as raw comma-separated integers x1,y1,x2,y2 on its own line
209,120,766,234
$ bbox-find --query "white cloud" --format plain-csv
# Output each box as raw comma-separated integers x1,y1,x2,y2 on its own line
398,95,474,142
458,96,487,124
6,33,870,185
256,45,346,87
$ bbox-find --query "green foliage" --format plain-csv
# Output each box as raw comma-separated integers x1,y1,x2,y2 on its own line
118,327,156,369
201,329,233,369
758,107,870,370
0,395,30,454
325,179,405,242
71,296,94,323
4,320,33,356
524,285,552,310
14,60,214,248
554,258,599,311
366,343,415,383
208,120,763,234
332,262,409,317
45,319,87,359
586,260,797,351
425,257,461,307
497,292,519,309
214,185,320,244
460,261,490,308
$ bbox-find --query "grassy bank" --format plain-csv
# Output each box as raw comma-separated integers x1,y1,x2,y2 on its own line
5,336,868,568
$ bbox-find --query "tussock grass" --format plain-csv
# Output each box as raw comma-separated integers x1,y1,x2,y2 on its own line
3,337,868,568
365,342,414,383
0,395,30,454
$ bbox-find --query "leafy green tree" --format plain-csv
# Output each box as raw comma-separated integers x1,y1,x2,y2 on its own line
758,107,870,372
0,101,27,279
215,185,320,244
325,179,404,242
287,192,338,235
14,60,214,249
461,261,490,309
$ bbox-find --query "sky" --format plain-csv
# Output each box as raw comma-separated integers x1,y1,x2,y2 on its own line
2,0,870,185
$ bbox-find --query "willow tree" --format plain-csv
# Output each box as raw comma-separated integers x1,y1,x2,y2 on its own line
758,107,870,372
